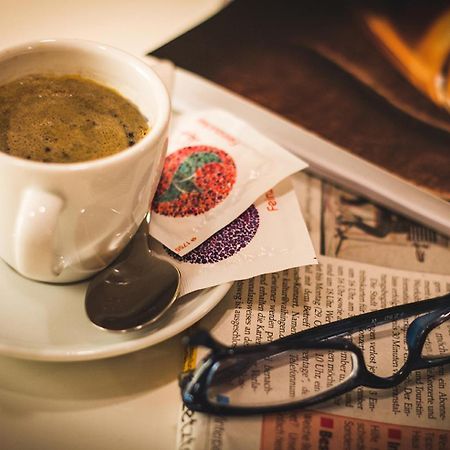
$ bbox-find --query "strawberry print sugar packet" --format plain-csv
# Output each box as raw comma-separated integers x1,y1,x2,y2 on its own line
149,109,307,255
150,178,317,295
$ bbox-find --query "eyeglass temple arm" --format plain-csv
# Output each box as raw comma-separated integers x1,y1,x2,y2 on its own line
183,293,449,353
280,292,450,345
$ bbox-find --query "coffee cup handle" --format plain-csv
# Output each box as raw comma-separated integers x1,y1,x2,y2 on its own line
14,189,64,281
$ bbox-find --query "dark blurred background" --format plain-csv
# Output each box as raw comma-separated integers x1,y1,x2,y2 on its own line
152,0,450,199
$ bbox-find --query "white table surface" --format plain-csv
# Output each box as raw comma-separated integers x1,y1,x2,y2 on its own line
0,2,226,449
0,0,226,56
0,336,184,450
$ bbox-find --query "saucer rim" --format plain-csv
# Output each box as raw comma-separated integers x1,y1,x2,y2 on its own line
0,281,233,362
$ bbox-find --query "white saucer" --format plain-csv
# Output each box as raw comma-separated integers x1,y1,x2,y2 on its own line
0,258,232,361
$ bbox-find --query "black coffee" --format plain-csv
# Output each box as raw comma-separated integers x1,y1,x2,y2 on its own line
0,74,149,163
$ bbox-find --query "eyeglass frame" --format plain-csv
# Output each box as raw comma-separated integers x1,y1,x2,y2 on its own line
180,293,450,415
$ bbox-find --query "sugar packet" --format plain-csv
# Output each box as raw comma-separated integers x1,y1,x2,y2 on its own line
150,178,317,296
149,109,307,255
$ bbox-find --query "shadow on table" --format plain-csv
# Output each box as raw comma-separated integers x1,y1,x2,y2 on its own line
0,335,183,414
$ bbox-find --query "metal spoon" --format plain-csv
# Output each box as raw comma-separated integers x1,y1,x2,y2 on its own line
85,215,181,332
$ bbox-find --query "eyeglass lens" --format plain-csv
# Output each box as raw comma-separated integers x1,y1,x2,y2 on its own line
204,311,449,409
347,312,450,378
422,317,450,358
206,349,355,408
349,319,410,378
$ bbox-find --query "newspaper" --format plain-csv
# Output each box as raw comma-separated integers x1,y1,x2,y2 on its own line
291,173,450,275
176,172,450,450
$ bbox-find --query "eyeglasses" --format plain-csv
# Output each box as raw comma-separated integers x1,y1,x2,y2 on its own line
179,293,450,415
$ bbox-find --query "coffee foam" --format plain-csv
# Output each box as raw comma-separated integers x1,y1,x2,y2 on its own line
0,75,148,163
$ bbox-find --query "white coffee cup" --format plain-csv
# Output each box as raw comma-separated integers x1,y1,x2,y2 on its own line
0,39,171,283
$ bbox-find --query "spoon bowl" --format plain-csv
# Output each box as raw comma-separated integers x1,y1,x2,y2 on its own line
85,216,181,332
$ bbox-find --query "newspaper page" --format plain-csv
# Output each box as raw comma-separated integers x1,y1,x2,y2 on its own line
177,173,450,450
291,173,450,275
